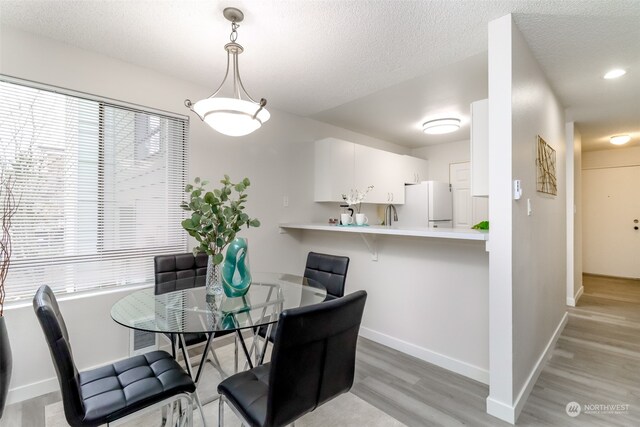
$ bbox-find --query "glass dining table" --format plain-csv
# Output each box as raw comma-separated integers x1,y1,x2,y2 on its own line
111,272,327,387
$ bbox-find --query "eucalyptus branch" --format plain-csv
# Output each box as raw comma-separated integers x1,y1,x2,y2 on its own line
0,173,20,316
181,175,260,265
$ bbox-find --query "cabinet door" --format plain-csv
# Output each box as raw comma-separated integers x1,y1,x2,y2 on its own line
387,153,406,204
471,99,489,197
354,144,388,204
354,146,406,205
314,138,354,202
399,155,429,184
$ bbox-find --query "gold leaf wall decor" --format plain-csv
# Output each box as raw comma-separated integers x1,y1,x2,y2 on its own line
536,136,557,195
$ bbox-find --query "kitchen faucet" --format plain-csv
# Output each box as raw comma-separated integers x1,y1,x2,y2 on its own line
384,204,398,227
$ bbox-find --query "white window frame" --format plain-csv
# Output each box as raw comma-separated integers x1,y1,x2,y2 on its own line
0,75,189,304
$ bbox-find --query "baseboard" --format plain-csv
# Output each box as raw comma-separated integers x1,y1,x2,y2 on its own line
583,272,640,281
512,312,568,419
566,285,584,307
359,327,489,384
6,356,131,405
486,312,568,424
486,396,516,424
6,377,60,405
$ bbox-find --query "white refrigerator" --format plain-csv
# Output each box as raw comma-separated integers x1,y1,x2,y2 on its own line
396,181,453,228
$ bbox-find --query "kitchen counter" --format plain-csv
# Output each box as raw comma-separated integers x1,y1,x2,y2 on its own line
279,223,489,241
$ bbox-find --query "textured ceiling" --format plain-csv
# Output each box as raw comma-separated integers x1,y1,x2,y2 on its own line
515,13,640,151
312,52,487,148
0,1,639,150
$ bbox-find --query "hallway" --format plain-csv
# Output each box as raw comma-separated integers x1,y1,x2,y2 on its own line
520,274,640,425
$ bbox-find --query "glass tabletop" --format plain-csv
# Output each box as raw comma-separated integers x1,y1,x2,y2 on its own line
111,272,326,335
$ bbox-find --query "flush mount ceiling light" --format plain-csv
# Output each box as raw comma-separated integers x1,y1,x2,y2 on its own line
422,118,461,135
604,69,626,79
185,7,269,137
610,135,631,145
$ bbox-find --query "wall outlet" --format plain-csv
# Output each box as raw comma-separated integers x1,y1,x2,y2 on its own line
283,195,289,207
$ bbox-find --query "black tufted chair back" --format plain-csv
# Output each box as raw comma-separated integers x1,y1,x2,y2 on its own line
33,285,84,426
154,252,208,294
303,252,349,300
266,290,367,426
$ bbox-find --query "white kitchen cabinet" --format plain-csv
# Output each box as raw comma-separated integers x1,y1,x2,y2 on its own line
401,155,429,184
353,144,405,205
314,138,355,202
314,138,406,204
470,99,489,197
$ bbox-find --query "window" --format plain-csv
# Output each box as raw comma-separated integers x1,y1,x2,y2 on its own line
0,78,188,302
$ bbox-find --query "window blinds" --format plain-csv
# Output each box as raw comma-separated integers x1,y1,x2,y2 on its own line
0,79,188,302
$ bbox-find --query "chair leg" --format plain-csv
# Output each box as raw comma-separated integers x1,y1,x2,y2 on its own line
234,335,239,373
218,396,224,427
166,401,174,427
161,404,168,427
193,390,207,427
184,395,194,427
171,333,176,359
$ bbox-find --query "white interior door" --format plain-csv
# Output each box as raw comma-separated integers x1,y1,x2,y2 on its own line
450,162,473,228
583,165,640,278
450,162,489,228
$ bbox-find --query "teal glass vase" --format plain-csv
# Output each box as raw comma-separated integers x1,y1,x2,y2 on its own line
221,237,252,298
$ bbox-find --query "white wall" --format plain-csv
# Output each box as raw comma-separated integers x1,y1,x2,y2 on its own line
291,231,489,382
582,147,640,279
412,139,470,182
566,123,583,306
0,26,408,403
486,15,567,424
583,146,640,169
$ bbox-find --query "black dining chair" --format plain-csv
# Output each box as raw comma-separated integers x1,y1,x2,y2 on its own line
154,253,237,374
257,252,350,345
33,285,196,427
302,251,350,300
217,290,367,427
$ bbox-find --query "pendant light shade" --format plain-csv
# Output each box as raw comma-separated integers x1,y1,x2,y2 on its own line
186,8,269,137
192,98,270,137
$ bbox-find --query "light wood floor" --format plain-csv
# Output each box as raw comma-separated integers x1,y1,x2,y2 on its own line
3,274,640,426
352,274,640,426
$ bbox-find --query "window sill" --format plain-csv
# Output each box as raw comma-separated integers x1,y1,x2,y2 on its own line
3,282,154,311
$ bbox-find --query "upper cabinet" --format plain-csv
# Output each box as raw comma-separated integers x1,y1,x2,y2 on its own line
470,99,489,197
314,138,355,202
314,139,426,204
400,155,429,184
354,145,405,204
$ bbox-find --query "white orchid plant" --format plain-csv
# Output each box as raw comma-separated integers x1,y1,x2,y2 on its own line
341,185,374,214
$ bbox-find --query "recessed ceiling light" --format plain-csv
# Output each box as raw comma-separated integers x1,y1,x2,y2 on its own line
610,135,631,145
422,118,461,135
604,69,626,79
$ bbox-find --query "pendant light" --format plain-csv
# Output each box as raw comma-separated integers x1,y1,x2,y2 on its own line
185,7,269,137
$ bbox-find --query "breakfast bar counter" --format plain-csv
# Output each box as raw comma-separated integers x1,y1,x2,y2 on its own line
279,223,489,241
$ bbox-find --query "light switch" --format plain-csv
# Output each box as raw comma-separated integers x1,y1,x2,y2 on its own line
527,198,532,216
513,180,522,200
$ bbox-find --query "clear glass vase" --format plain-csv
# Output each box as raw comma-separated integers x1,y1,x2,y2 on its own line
206,254,223,296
